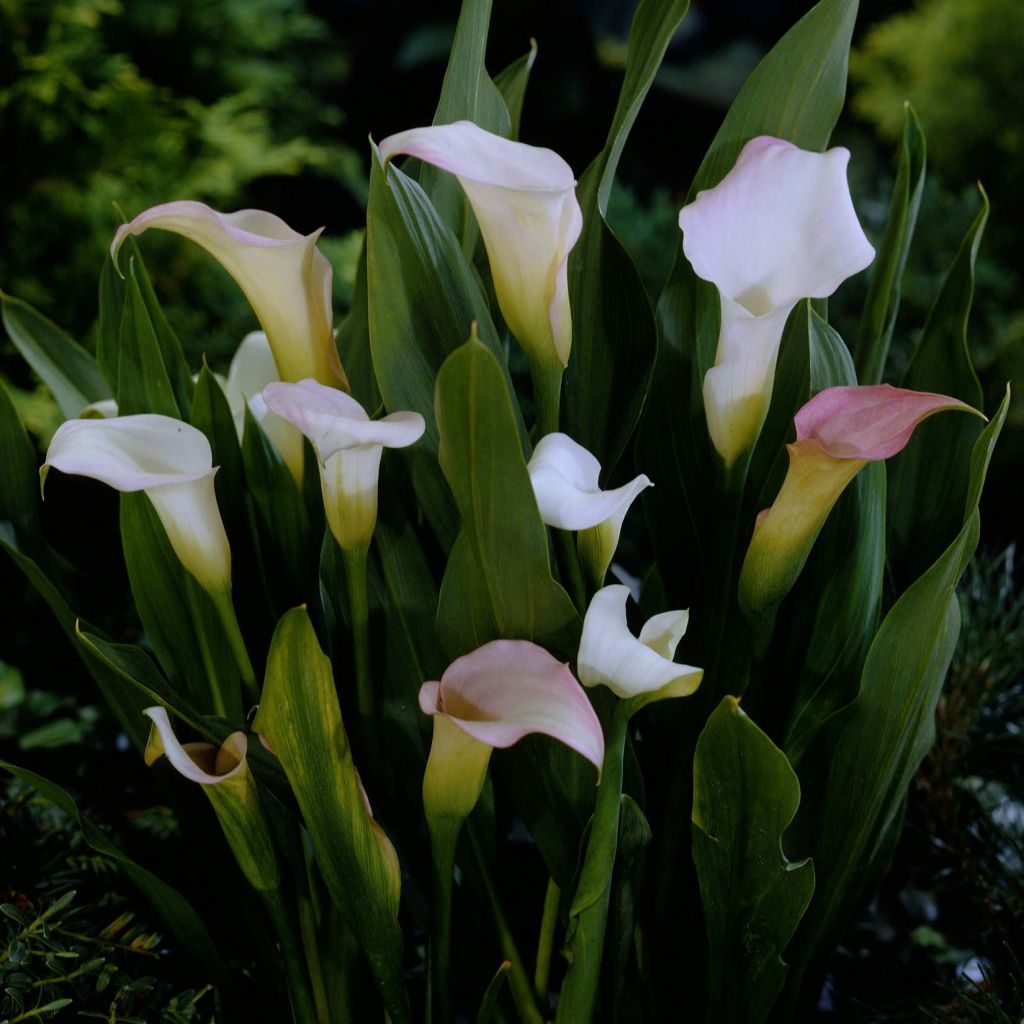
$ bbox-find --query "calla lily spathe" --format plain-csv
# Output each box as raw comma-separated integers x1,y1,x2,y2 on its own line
42,414,231,595
679,136,876,467
577,584,703,707
739,384,982,613
261,379,424,551
527,432,651,588
226,331,305,487
111,201,348,389
378,120,583,373
144,707,278,892
419,639,604,822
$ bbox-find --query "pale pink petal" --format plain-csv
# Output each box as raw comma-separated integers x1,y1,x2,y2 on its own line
795,384,979,460
143,706,247,784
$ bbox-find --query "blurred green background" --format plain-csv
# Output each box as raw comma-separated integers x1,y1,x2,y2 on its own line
1,0,1021,1020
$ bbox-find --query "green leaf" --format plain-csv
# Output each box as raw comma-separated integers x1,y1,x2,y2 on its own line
253,608,409,1024
564,0,689,473
887,188,987,585
0,379,41,538
854,104,927,384
784,389,1008,1006
422,0,511,238
191,364,245,526
0,760,223,977
476,960,512,1024
692,698,814,1024
335,239,382,413
433,334,579,659
365,148,517,549
116,261,182,418
493,40,537,140
0,291,111,420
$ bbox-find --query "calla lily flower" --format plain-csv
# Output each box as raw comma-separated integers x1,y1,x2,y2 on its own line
111,201,348,389
577,585,703,708
144,707,278,892
527,432,651,589
80,398,119,419
378,121,583,374
419,639,604,823
42,414,231,596
739,384,982,614
225,331,305,487
679,136,876,467
261,379,424,551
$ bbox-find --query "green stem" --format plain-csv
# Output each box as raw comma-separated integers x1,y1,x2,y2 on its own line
263,891,319,1024
298,893,330,1024
466,823,544,1024
529,359,563,438
533,877,560,1001
556,703,629,1024
212,587,258,698
428,818,459,1024
557,528,588,614
342,543,376,753
193,601,233,719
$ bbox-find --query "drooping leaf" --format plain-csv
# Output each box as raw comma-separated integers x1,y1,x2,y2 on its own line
784,389,1008,1007
254,607,409,1024
433,333,579,660
854,104,927,385
887,189,987,585
692,697,814,1024
0,291,111,420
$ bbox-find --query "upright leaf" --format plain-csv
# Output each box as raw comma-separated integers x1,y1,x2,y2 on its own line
0,292,111,419
693,698,814,1024
0,380,40,538
854,105,927,384
493,41,537,140
434,334,579,659
254,608,408,1024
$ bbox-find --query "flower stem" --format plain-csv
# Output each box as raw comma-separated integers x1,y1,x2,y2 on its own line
427,817,459,1024
211,587,258,699
342,542,377,753
534,876,560,1001
263,890,318,1024
529,359,563,439
556,702,630,1024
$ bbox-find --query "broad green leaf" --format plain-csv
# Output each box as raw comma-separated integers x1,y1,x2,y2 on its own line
116,261,181,418
0,291,111,419
693,698,814,1024
254,608,409,1024
240,406,314,612
0,523,150,750
0,379,40,537
422,0,511,239
365,148,516,549
191,364,245,528
335,239,382,413
887,189,987,585
433,334,579,659
120,491,244,722
564,0,689,472
493,41,537,140
784,390,1008,1004
854,105,927,384
0,760,223,977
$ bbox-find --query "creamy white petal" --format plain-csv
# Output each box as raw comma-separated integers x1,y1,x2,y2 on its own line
112,201,347,387
578,585,702,701
379,121,583,368
527,432,652,531
143,706,247,785
80,398,119,419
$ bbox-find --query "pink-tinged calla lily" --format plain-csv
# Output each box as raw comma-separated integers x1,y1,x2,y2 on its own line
143,707,278,891
527,432,651,588
262,379,424,551
42,414,231,596
225,331,305,487
679,137,876,467
111,201,348,389
577,585,703,709
379,120,583,372
739,384,983,614
419,639,603,823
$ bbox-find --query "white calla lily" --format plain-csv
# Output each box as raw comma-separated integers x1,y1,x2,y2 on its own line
378,120,583,377
527,432,651,588
112,201,348,389
43,414,231,595
225,331,305,486
261,379,425,551
577,584,702,706
679,136,875,467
